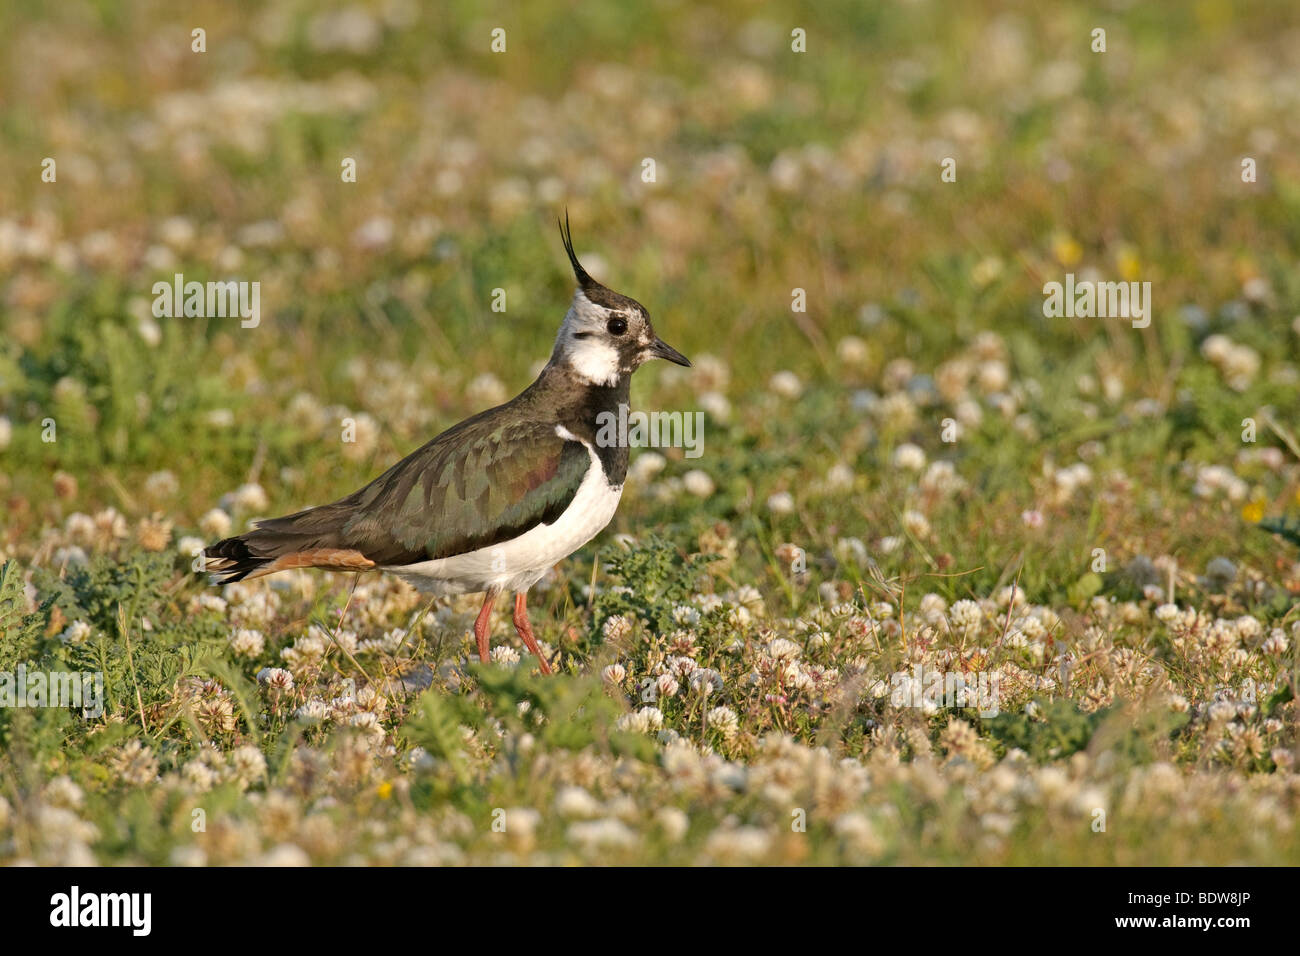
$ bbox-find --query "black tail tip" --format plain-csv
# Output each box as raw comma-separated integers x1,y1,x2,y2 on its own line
201,535,261,584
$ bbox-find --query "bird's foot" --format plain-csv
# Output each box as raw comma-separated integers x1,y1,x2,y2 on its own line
513,591,553,675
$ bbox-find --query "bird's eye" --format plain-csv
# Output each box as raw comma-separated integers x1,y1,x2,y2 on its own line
606,316,628,336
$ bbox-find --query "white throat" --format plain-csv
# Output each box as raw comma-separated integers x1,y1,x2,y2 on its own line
553,290,622,386
564,336,620,386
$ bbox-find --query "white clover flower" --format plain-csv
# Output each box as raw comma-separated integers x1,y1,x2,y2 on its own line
257,667,294,690
837,335,869,364
672,604,701,626
294,700,329,722
629,451,666,483
567,818,638,852
663,656,697,679
462,371,505,407
52,546,89,567
785,663,815,693
339,412,379,461
601,663,627,685
826,462,855,489
198,508,232,538
616,706,664,734
705,826,770,862
892,442,926,471
725,605,752,628
689,668,724,696
230,745,267,785
682,469,716,497
602,615,633,641
656,673,680,698
229,628,265,658
177,535,206,560
59,620,93,646
1154,603,1180,624
902,509,930,538
143,470,179,499
34,805,99,859
833,812,882,855
501,807,541,839
655,806,689,842
111,741,159,787
834,537,867,566
949,599,983,631
920,460,965,495
769,370,803,399
1019,615,1046,640
995,585,1026,608
1207,701,1236,724
1221,344,1260,390
182,759,220,792
955,398,983,427
876,392,917,431
257,843,312,867
231,483,269,513
347,711,383,736
694,593,723,613
707,706,739,740
281,632,327,670
726,585,759,607
92,507,130,540
195,594,228,614
555,786,601,820
766,491,796,514
764,638,801,660
1261,630,1288,656
1234,616,1263,643
1200,334,1232,363
919,592,948,619
65,512,95,543
45,776,85,809
976,359,1009,393
489,645,520,666
697,389,731,424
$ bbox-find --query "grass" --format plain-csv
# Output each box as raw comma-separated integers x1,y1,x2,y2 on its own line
0,0,1298,865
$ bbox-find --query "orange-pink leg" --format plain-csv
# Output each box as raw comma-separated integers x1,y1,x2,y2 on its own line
513,592,552,674
474,590,498,663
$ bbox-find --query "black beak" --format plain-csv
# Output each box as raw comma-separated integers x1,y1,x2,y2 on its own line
647,337,691,367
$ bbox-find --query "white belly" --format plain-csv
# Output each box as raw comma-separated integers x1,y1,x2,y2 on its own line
383,446,622,596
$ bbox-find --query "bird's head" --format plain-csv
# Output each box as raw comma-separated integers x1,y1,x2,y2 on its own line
549,214,690,387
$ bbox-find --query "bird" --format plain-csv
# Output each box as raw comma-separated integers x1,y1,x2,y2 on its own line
203,215,691,674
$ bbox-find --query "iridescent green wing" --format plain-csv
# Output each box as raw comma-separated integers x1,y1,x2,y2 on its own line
334,412,591,564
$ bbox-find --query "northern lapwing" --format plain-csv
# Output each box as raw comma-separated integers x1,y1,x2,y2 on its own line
203,216,690,673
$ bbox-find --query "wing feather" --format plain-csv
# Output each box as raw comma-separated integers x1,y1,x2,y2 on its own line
331,412,591,566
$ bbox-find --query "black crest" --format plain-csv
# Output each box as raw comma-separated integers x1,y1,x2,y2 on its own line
558,209,597,290
557,210,638,311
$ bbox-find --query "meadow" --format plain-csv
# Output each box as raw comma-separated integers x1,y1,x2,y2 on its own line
1,0,1299,865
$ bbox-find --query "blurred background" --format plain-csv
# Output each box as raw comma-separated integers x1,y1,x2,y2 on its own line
3,0,1300,870
1,0,1298,578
